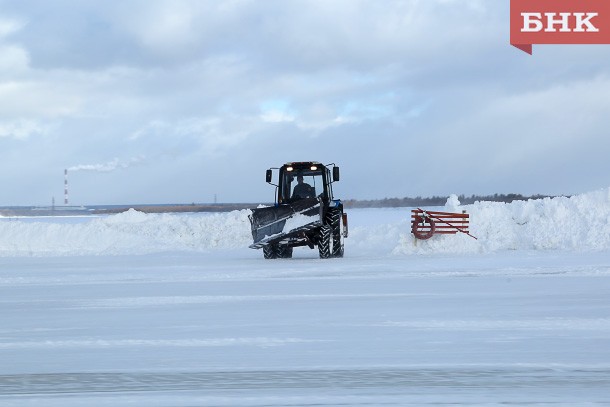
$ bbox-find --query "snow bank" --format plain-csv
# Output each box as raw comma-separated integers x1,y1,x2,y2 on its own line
1,188,609,257
0,209,253,257
394,187,610,254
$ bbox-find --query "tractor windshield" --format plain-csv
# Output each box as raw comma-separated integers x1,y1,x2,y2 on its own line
281,167,325,202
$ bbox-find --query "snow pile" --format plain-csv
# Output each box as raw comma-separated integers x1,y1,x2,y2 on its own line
1,188,609,257
0,209,253,257
394,187,610,254
444,193,461,212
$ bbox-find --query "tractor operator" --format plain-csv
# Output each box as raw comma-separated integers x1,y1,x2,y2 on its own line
292,174,314,199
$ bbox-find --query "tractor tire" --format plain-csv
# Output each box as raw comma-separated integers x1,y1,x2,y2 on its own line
263,244,292,259
263,245,278,259
277,245,293,259
326,209,344,258
318,225,332,259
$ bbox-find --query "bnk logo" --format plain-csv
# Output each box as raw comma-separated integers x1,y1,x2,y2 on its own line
510,0,610,54
521,12,599,33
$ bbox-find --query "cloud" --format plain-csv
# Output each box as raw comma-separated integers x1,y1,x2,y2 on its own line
260,99,295,123
128,116,254,156
0,1,609,205
0,44,29,73
0,17,24,38
0,119,48,140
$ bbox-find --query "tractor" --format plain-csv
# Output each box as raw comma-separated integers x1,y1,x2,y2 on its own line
248,161,347,259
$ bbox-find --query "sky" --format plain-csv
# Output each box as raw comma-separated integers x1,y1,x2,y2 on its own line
0,0,609,206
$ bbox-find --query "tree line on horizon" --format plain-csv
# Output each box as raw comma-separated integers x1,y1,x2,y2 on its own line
343,193,556,208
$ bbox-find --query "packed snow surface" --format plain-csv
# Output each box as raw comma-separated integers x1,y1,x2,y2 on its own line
1,187,609,256
1,188,610,406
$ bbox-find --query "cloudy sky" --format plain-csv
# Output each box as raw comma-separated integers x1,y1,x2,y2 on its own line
1,0,609,206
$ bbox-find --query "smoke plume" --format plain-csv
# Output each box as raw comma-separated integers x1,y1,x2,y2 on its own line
68,156,145,172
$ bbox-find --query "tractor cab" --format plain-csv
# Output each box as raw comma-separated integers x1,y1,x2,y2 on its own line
267,162,339,204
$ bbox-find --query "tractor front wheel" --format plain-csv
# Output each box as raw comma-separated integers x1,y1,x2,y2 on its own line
263,244,293,259
318,226,332,259
263,245,278,259
277,245,293,258
326,209,344,258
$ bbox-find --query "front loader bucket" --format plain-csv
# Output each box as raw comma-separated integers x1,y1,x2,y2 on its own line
249,198,321,248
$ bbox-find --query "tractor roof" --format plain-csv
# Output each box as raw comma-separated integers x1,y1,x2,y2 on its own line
283,161,323,167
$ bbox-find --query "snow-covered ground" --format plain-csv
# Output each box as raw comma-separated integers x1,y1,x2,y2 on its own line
1,189,610,406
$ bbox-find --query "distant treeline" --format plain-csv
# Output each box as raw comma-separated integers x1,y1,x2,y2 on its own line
82,193,559,215
343,193,556,208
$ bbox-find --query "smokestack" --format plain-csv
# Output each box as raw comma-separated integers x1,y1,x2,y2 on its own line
64,169,68,205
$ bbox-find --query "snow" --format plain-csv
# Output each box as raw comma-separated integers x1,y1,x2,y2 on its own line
397,187,610,254
0,209,253,256
281,212,320,233
2,187,609,257
1,188,610,405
